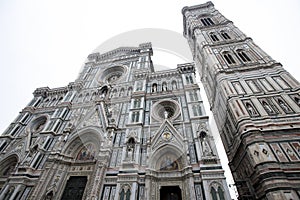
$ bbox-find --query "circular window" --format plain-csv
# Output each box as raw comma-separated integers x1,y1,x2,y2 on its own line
30,116,47,133
99,66,127,84
152,99,181,121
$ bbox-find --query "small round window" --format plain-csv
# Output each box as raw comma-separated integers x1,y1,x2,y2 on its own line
152,100,180,121
99,66,127,84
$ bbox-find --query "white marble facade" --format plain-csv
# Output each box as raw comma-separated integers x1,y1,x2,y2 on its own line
0,42,230,200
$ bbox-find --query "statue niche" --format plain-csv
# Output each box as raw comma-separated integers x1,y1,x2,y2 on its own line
199,131,214,156
126,138,136,161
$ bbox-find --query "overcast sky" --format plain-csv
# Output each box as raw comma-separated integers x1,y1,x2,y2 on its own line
0,0,299,198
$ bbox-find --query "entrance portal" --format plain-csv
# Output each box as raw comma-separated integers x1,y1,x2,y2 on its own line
61,176,87,200
160,186,182,200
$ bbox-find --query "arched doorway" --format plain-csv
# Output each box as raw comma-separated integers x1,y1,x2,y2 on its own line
160,186,182,200
61,176,87,200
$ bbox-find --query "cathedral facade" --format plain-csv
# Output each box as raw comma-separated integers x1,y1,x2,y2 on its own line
0,42,231,199
183,1,300,199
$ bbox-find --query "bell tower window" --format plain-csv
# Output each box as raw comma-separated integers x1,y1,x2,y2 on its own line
223,52,236,64
201,18,215,26
237,49,251,62
210,32,219,42
220,31,231,40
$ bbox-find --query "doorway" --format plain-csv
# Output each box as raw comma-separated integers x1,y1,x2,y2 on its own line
160,186,182,200
61,176,87,200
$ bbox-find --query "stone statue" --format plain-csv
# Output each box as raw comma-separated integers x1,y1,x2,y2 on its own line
164,110,168,119
202,138,213,156
246,103,257,115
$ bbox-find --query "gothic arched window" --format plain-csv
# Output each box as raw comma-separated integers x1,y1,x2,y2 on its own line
162,82,167,91
218,186,225,200
222,51,236,65
49,97,57,106
120,185,131,200
186,75,194,84
131,111,140,123
210,32,219,42
133,98,141,108
220,31,231,40
192,104,202,116
211,187,218,200
99,86,108,98
201,18,215,26
237,49,251,62
119,88,125,97
64,91,74,102
152,83,158,92
136,81,143,91
189,90,198,101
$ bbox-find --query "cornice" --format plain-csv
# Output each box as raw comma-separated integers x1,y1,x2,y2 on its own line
177,63,195,74
87,43,153,63
182,1,214,15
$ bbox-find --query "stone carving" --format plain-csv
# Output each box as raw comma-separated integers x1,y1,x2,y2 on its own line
126,138,135,161
278,99,291,112
262,101,274,114
245,102,257,116
202,137,213,156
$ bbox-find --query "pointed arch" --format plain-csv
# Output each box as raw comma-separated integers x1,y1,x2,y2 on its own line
211,187,218,200
119,184,131,200
149,144,186,170
99,85,109,98
62,127,104,158
0,154,19,177
210,182,225,200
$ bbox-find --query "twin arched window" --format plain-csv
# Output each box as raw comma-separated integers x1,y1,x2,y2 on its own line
192,104,202,116
131,111,140,123
223,51,236,65
211,186,225,200
210,31,231,42
222,49,252,65
201,18,215,26
220,31,231,40
210,32,219,42
237,49,251,62
186,75,194,84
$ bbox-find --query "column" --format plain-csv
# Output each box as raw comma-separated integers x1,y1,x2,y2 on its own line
188,176,196,199
0,185,10,199
130,182,137,200
9,185,22,200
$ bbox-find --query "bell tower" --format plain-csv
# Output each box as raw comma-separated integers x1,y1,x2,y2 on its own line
183,1,300,199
